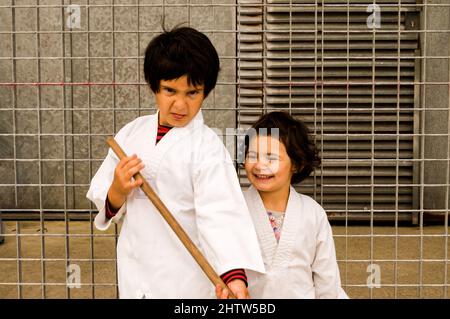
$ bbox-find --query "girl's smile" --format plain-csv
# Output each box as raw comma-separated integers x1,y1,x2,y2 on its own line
253,173,275,180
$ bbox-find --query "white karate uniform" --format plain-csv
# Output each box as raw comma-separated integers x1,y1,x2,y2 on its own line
244,185,348,299
86,110,265,298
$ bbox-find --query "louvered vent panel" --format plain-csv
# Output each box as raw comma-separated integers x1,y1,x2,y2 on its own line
237,0,420,219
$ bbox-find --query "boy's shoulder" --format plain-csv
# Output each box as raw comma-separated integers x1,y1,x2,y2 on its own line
114,114,155,141
119,114,154,133
190,122,228,153
186,117,215,136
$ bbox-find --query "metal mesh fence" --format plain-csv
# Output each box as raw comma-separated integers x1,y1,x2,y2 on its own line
0,0,449,298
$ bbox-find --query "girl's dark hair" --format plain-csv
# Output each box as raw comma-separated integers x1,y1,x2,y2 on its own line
143,26,220,98
244,111,321,184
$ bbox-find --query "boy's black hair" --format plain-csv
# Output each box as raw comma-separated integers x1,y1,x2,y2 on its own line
244,111,321,184
143,26,220,98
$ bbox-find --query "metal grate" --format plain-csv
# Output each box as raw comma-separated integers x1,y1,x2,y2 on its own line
237,0,420,221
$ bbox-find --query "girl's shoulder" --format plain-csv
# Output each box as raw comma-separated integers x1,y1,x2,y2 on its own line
290,188,328,221
296,191,324,211
286,187,319,207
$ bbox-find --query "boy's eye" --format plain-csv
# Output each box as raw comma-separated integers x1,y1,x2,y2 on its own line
188,91,199,97
164,88,175,94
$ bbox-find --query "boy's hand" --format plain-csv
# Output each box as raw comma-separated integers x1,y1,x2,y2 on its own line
215,280,250,299
108,154,144,209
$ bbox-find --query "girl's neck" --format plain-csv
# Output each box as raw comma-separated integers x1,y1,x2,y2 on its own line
258,185,290,213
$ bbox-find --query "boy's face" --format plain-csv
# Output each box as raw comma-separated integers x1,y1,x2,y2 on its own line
155,75,205,127
245,135,295,195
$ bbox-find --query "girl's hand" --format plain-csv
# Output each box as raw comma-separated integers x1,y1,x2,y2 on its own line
108,154,144,209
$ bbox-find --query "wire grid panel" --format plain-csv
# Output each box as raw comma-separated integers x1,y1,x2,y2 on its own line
0,0,449,299
0,0,237,299
236,0,450,298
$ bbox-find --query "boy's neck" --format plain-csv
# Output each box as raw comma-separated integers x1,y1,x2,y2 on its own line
158,121,173,128
258,185,291,213
157,113,173,128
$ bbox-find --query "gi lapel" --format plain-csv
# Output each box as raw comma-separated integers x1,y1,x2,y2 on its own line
271,186,301,268
246,186,278,269
145,110,204,180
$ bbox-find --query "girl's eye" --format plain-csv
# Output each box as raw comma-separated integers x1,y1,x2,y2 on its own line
247,153,257,160
268,156,279,161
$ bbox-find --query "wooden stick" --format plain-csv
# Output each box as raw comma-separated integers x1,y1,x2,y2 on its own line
106,137,236,299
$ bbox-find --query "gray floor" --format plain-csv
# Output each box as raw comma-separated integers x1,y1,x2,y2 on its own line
0,220,449,299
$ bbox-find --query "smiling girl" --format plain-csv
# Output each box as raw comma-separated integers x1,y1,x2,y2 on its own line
217,111,348,299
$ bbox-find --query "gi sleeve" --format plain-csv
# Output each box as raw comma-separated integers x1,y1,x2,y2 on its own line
193,159,266,276
312,210,349,299
86,147,127,231
86,124,132,231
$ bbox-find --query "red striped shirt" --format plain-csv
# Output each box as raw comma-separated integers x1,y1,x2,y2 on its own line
156,124,172,144
105,195,119,219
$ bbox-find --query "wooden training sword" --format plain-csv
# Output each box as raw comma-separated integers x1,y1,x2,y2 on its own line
106,137,236,299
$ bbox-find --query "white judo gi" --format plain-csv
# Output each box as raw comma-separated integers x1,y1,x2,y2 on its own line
244,185,348,299
86,110,265,298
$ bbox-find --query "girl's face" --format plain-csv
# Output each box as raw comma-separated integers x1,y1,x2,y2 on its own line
245,135,295,194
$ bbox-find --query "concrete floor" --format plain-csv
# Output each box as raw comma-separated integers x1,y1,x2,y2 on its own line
0,221,449,299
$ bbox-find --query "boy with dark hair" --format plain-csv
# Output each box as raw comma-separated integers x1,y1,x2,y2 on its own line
87,27,265,299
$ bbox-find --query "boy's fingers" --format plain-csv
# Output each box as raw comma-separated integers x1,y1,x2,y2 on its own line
122,158,142,172
236,290,246,299
118,154,137,169
131,178,143,189
215,284,228,299
222,288,229,299
125,163,145,180
215,285,222,299
117,157,127,170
